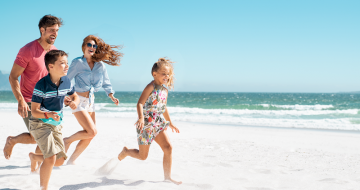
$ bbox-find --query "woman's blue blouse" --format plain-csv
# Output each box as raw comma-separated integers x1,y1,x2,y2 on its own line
67,56,115,97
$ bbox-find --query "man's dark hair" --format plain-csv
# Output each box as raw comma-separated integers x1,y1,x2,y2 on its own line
38,15,63,35
44,50,68,71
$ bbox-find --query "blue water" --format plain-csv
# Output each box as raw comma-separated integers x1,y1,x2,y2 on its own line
1,91,360,130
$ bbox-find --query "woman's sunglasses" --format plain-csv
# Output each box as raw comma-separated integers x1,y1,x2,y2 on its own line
87,43,98,49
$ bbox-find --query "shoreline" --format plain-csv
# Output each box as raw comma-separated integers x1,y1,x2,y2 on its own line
0,111,360,189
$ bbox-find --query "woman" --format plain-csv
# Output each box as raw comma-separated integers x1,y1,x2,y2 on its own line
65,35,123,164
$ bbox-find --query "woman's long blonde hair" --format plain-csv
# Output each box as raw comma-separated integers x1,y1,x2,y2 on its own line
82,35,123,66
152,57,175,90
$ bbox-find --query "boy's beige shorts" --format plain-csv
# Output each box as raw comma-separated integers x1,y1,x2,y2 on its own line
29,117,67,160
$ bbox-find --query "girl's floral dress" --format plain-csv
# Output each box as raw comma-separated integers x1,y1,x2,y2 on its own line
137,83,169,145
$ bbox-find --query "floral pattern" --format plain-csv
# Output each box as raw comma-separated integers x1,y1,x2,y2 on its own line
137,83,169,145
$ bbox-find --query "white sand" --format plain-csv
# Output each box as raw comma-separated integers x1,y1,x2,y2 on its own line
0,110,360,190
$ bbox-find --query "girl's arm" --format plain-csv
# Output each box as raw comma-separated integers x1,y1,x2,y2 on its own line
163,90,180,133
163,107,180,133
31,102,60,121
134,82,155,130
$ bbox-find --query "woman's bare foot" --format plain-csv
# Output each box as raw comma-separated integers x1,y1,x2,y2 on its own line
64,137,72,153
3,136,15,159
29,152,38,172
66,160,76,165
164,177,182,185
118,147,128,161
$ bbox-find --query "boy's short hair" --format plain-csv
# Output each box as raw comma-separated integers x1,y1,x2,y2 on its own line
44,50,68,71
38,15,63,34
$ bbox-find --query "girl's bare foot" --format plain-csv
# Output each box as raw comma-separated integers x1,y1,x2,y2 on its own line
3,136,15,159
164,177,182,185
118,147,128,161
29,152,38,172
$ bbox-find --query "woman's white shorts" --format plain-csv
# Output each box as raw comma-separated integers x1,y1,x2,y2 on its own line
72,95,95,113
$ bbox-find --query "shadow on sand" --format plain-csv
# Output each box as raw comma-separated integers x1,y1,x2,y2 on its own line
60,177,161,190
0,165,30,170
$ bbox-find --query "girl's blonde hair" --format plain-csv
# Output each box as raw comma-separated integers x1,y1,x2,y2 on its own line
82,35,123,66
152,57,175,90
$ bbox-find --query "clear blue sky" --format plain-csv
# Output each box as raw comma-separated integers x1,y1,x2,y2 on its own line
0,0,359,92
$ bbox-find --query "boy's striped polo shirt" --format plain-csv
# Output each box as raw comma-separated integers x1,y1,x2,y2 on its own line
32,74,75,126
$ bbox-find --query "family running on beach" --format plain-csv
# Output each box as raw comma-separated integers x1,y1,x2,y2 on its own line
3,15,182,189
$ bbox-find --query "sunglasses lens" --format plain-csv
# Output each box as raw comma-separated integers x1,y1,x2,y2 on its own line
87,43,92,48
93,44,98,49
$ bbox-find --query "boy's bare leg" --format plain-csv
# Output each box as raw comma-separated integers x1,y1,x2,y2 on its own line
4,133,36,159
35,146,42,171
54,157,65,167
154,131,182,185
118,145,150,161
29,152,44,172
40,155,56,190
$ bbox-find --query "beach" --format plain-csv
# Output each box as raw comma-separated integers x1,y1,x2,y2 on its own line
1,110,359,190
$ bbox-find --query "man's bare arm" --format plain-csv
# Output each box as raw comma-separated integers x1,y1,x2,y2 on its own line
9,63,29,118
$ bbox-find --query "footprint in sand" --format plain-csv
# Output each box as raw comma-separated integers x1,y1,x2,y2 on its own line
185,183,214,189
218,162,232,167
233,177,249,182
249,169,271,174
246,187,274,190
202,163,215,167
318,178,348,184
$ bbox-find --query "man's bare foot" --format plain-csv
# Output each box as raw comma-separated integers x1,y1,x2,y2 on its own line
64,138,71,153
4,136,15,159
164,178,182,185
29,152,38,172
118,147,128,161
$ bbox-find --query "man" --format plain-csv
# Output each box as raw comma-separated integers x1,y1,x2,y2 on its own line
3,15,63,160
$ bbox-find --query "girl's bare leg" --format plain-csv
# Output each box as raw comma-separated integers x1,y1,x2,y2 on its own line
154,131,182,185
118,145,150,161
66,112,96,164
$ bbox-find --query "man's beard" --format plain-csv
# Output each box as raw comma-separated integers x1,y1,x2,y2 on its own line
46,37,55,45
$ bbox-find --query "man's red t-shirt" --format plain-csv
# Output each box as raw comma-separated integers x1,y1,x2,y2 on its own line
14,40,57,102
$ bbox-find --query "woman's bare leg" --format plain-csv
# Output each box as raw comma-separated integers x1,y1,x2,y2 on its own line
154,131,182,185
66,112,96,164
118,145,150,161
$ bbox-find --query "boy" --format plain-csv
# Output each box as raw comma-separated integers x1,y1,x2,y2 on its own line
28,50,79,190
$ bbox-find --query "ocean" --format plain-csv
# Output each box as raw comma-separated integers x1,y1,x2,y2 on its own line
1,91,360,131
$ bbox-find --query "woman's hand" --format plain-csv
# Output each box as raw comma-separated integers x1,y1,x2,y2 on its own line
109,93,119,106
167,122,180,133
135,118,145,132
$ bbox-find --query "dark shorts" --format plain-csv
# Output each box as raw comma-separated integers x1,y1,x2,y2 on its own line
22,102,32,131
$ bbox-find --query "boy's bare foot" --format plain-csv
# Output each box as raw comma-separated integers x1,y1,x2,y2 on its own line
3,136,15,159
164,178,182,185
64,138,71,153
29,152,38,172
118,147,128,161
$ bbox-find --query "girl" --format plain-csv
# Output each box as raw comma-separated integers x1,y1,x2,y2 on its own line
118,58,182,185
64,35,122,164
